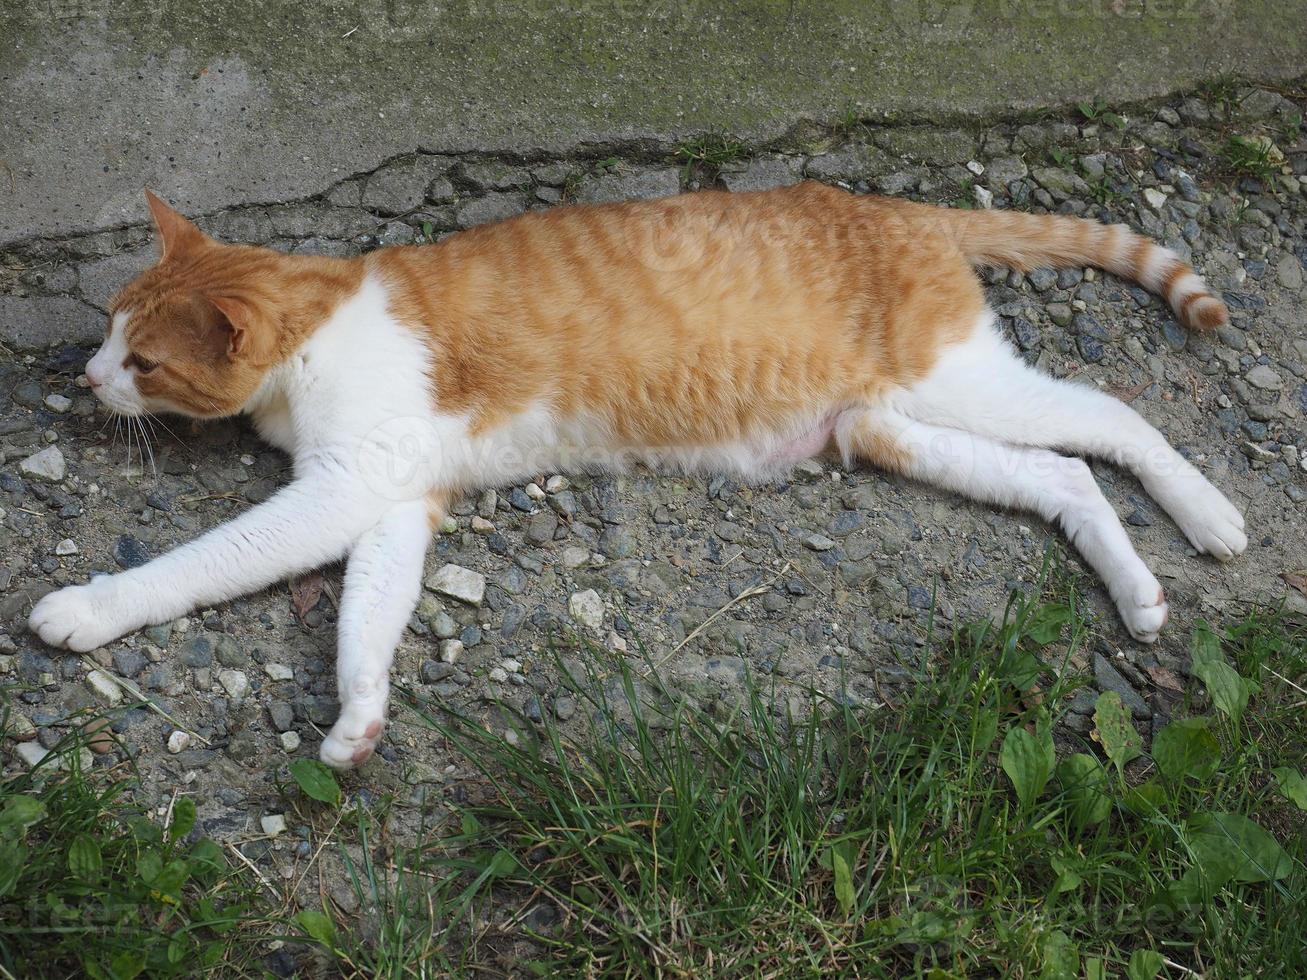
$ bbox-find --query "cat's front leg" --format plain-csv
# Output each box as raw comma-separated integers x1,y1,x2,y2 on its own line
29,465,389,652
320,497,435,769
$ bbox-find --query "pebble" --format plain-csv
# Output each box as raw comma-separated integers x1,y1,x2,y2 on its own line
44,393,72,413
260,814,288,837
1246,365,1284,391
18,446,66,482
804,533,837,551
113,535,150,569
439,639,464,663
545,475,570,493
568,589,605,631
54,538,78,556
167,730,192,754
218,669,250,699
280,731,301,752
85,669,122,705
264,663,294,681
425,564,487,605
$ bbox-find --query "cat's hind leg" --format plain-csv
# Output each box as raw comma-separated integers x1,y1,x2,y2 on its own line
839,407,1169,641
893,317,1246,560
320,497,433,769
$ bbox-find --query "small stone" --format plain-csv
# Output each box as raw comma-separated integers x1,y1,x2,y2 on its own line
972,185,994,209
280,731,301,752
1277,255,1303,291
1246,365,1284,391
431,611,459,639
561,546,590,569
568,589,605,631
421,659,456,683
554,696,577,721
525,510,559,546
85,669,122,706
113,535,150,569
1142,188,1168,211
804,533,836,552
545,475,570,493
1093,654,1150,719
218,669,250,699
18,446,65,482
16,742,49,768
264,663,294,681
54,539,78,556
167,730,192,754
111,648,147,677
439,639,464,664
488,667,508,683
268,702,295,732
43,393,72,413
524,482,546,501
425,564,487,605
471,516,495,533
260,814,288,837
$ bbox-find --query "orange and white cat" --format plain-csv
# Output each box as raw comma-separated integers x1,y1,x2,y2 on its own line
30,185,1245,768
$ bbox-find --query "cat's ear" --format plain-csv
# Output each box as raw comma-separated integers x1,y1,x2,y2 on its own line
144,189,207,261
195,293,254,360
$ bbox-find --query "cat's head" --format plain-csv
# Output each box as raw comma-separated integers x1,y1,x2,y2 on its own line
85,191,285,419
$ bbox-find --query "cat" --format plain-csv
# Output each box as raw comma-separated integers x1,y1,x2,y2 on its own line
29,185,1246,769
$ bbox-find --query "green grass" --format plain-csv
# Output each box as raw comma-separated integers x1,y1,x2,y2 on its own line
0,723,267,978
1221,134,1281,181
5,577,1305,978
675,134,747,184
312,582,1307,977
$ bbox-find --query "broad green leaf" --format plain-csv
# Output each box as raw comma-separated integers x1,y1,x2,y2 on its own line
1190,621,1223,671
488,848,518,877
1121,781,1166,817
109,951,146,980
0,842,27,898
189,838,226,876
1190,623,1257,724
297,909,336,947
1152,717,1221,783
1084,957,1106,980
67,834,102,881
1093,691,1143,774
0,795,45,836
151,858,191,899
1056,753,1111,829
137,849,162,886
1185,811,1292,885
1272,767,1307,811
1001,726,1053,808
1049,855,1082,896
1196,660,1254,724
169,796,197,843
290,758,342,807
828,844,855,917
1127,949,1164,980
1026,603,1073,647
1039,928,1079,980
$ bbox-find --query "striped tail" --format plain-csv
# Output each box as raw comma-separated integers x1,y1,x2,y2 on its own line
937,207,1229,331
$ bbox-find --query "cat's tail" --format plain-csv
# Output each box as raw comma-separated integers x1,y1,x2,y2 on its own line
936,207,1228,331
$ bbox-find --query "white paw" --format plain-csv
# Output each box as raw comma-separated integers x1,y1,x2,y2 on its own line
1114,580,1169,645
1160,473,1247,561
28,578,138,652
320,708,386,770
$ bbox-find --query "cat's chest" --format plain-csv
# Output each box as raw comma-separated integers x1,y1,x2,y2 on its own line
249,395,297,454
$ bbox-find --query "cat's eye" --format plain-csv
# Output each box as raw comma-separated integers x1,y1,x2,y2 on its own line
128,353,159,374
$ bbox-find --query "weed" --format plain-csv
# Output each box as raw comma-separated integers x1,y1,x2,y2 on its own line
0,720,266,977
675,134,746,184
310,580,1307,977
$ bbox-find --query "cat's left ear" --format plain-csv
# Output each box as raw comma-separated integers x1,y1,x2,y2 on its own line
145,189,208,261
195,293,255,360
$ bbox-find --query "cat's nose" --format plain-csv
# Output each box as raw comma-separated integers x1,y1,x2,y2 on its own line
84,362,104,388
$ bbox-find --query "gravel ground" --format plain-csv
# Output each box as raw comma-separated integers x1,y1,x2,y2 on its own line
2,83,1305,919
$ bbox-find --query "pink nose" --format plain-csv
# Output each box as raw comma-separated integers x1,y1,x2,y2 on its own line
85,363,104,388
